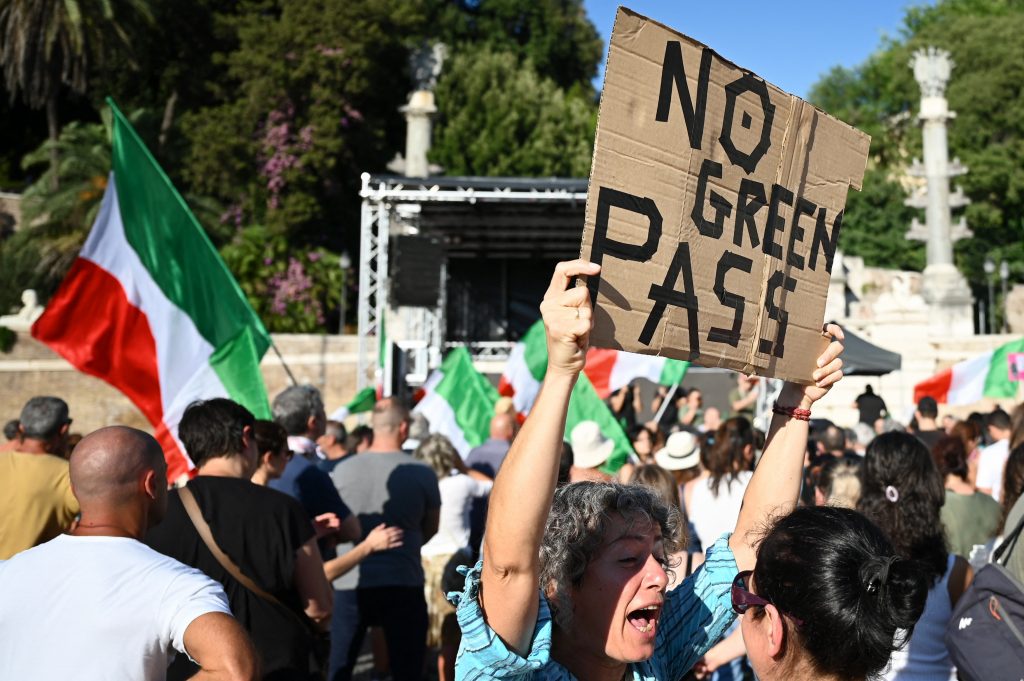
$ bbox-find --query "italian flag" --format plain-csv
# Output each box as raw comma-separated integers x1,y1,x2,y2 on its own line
499,320,690,408
498,320,643,472
414,347,499,457
32,101,272,481
914,338,1024,405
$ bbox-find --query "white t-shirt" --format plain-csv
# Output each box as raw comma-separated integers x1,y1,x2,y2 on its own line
421,473,493,557
0,534,231,680
977,439,1010,502
689,470,754,549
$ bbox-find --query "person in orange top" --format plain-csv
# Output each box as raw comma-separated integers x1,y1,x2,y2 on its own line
0,396,79,559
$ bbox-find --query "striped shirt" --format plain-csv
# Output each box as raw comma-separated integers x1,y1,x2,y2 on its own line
450,534,738,680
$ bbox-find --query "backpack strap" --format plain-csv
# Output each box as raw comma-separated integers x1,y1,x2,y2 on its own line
994,508,1024,565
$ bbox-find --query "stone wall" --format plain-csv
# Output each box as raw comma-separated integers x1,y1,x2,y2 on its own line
0,331,369,437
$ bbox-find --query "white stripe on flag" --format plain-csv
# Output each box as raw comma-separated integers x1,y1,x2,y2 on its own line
415,390,473,458
948,351,994,405
608,353,665,394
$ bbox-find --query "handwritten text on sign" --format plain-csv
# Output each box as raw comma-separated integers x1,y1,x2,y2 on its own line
580,8,869,383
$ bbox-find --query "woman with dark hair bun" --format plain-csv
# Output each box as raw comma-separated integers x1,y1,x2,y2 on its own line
858,432,973,680
740,506,928,680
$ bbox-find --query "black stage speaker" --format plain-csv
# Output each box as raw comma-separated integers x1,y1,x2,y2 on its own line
390,235,445,307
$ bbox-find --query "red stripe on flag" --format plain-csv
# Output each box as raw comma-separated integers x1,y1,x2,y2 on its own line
584,348,619,399
913,367,953,404
497,377,515,397
31,258,193,480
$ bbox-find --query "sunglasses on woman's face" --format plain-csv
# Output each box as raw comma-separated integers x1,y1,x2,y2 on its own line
730,570,804,627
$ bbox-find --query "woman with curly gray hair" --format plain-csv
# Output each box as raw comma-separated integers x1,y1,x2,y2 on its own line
449,260,845,681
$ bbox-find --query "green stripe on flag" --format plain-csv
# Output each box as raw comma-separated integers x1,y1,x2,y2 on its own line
566,372,633,474
346,387,378,415
522,320,549,382
659,359,689,386
983,338,1024,399
107,99,271,418
434,347,500,449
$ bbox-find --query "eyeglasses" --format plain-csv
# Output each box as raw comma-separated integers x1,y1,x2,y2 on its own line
731,570,804,627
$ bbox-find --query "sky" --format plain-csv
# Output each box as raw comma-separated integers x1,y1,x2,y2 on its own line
583,1,935,98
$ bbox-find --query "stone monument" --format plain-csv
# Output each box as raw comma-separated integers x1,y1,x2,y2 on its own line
0,289,44,331
390,43,447,179
905,47,974,337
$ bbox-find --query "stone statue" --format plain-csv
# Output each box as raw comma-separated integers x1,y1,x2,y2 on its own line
911,47,953,98
409,42,448,92
0,289,44,331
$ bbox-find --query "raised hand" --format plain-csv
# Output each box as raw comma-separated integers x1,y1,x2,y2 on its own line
777,323,845,410
539,259,601,377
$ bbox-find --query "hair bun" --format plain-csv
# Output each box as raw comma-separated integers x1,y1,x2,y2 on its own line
858,555,896,596
859,556,928,629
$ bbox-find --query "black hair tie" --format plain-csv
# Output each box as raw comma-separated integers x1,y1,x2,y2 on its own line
865,556,898,594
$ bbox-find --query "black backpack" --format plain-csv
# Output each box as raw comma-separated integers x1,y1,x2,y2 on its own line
944,512,1024,681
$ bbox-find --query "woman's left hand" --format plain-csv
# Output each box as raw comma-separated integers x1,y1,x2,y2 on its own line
777,323,845,410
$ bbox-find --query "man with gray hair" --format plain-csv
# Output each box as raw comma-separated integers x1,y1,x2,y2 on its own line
269,385,360,545
0,396,79,558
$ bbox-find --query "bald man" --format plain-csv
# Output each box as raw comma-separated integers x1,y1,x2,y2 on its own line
327,398,441,681
0,426,257,681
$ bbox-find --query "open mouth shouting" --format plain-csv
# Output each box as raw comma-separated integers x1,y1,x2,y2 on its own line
627,603,662,635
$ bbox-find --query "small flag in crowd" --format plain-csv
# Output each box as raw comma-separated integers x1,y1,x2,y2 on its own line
914,338,1024,405
500,320,689,407
498,320,638,472
414,347,499,457
32,99,271,481
329,387,377,421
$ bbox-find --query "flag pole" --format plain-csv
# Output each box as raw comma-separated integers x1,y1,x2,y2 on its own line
270,340,298,386
653,381,681,425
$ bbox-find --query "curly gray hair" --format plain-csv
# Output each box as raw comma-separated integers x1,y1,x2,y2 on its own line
540,481,683,628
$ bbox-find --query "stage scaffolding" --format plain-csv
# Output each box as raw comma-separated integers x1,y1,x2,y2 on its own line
356,172,588,392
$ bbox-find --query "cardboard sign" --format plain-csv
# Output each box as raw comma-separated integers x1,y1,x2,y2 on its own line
580,8,870,384
1009,353,1024,382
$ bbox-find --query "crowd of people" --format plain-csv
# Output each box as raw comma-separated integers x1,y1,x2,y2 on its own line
2,259,1023,680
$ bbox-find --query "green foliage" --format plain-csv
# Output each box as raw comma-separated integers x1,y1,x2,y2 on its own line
0,231,53,315
181,0,422,247
0,326,15,353
219,226,342,333
430,47,596,177
0,0,153,108
808,0,1024,287
423,0,603,93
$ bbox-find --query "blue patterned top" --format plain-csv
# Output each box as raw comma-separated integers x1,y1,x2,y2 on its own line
449,534,738,680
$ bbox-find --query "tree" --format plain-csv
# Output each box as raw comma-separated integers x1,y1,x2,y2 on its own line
423,0,603,94
808,0,1024,290
429,47,596,177
0,0,153,186
181,0,423,250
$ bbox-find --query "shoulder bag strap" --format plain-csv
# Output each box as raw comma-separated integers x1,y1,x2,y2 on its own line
994,509,1024,565
179,485,281,605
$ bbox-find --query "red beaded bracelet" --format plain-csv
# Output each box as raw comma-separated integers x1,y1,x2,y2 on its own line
772,402,812,421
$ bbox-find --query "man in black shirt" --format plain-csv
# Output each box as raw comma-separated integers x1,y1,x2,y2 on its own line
853,384,887,426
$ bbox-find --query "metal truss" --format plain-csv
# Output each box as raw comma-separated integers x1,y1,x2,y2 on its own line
356,172,587,388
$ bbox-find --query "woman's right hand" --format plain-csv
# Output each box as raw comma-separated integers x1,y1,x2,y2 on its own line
539,260,601,377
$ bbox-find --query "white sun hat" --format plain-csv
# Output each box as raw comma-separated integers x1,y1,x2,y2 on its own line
654,431,700,471
569,420,615,469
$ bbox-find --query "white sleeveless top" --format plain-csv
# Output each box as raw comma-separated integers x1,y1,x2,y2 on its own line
883,553,957,681
688,471,753,548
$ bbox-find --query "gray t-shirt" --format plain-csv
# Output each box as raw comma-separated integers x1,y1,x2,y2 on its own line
330,451,441,590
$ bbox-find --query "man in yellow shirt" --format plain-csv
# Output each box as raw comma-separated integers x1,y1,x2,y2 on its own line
0,396,79,559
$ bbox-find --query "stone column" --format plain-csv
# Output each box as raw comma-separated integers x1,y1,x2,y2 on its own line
401,90,437,179
905,47,974,337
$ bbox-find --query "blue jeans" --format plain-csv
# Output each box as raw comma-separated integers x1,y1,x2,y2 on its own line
328,586,428,681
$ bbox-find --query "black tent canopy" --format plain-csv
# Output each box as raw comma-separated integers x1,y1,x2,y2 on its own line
834,325,902,376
